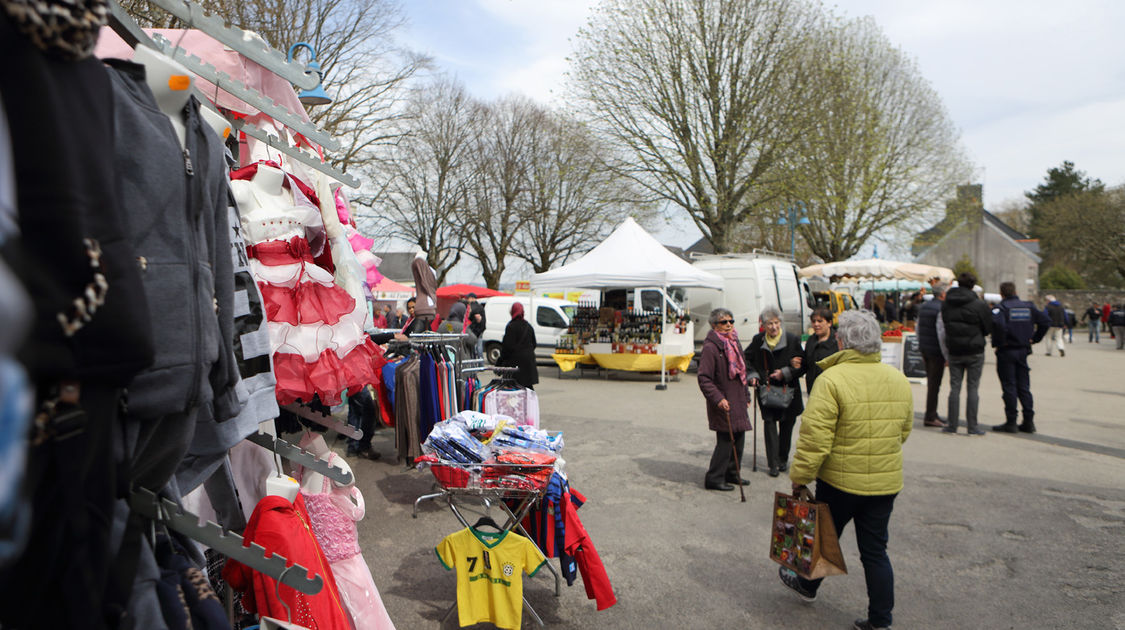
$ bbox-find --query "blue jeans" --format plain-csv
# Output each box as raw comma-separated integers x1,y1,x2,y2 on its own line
947,353,984,431
1088,321,1100,343
799,481,897,628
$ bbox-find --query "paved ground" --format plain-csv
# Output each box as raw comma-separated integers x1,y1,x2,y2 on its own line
344,336,1125,629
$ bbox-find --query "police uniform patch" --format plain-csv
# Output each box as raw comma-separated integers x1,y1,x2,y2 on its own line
1009,307,1032,322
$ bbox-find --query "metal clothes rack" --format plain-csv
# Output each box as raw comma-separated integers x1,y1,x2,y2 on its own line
245,431,355,486
280,402,361,440
130,488,324,595
414,467,561,627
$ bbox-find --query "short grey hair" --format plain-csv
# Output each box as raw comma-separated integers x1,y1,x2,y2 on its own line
837,310,882,355
760,306,782,324
709,308,733,327
931,283,948,298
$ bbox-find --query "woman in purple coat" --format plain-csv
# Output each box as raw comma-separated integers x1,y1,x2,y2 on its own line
697,308,752,491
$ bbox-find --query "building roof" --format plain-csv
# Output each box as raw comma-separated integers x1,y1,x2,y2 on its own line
684,236,715,255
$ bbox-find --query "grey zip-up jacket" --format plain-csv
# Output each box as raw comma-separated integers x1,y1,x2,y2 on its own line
107,60,240,421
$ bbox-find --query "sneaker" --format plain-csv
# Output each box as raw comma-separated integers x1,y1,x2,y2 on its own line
941,427,957,434
854,619,891,630
778,567,816,602
1060,349,1066,357
967,428,986,436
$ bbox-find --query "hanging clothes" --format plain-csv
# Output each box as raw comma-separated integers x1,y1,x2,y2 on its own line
298,453,395,630
222,494,351,630
232,164,378,406
393,354,422,462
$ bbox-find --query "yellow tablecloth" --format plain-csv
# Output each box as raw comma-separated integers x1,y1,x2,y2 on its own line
552,353,598,372
589,352,694,373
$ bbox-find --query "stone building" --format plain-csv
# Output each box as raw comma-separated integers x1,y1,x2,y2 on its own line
913,184,1041,297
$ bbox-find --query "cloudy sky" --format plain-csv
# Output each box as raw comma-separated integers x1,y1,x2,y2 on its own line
396,0,1125,255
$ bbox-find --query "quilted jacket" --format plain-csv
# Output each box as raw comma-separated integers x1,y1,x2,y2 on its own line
789,349,913,495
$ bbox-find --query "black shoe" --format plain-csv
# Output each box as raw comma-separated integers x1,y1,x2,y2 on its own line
705,482,735,491
778,567,816,602
768,467,779,477
1060,348,1065,357
853,619,891,630
354,445,382,460
1018,422,1036,434
941,427,957,434
726,478,750,486
967,428,986,436
992,423,1018,433
778,462,788,472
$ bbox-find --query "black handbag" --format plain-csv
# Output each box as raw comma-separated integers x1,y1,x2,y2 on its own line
757,348,794,410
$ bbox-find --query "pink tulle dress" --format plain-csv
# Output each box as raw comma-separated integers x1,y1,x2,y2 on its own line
232,168,379,406
299,452,395,630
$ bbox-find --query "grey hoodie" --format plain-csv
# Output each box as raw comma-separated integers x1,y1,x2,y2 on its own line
107,60,240,421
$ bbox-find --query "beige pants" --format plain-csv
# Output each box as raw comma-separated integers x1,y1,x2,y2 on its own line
1045,327,1066,355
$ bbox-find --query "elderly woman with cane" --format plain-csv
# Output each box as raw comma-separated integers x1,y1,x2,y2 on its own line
697,308,752,493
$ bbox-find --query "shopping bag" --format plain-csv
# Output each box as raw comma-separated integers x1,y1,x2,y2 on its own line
768,490,847,580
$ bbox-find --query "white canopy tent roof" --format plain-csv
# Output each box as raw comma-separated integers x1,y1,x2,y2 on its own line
532,217,724,290
799,258,954,284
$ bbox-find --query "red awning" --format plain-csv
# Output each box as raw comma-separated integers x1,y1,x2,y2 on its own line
436,284,510,298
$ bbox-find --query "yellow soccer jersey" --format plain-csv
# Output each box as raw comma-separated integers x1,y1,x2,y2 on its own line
435,527,547,630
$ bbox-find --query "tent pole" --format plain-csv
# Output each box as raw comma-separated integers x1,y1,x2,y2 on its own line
656,285,668,391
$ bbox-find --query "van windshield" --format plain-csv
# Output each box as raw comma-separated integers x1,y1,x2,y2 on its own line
560,305,576,321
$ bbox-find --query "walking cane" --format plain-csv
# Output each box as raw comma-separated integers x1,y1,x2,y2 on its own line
724,409,746,503
751,387,759,473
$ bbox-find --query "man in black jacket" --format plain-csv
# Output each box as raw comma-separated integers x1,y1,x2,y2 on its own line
938,273,993,435
1043,295,1067,357
915,283,948,427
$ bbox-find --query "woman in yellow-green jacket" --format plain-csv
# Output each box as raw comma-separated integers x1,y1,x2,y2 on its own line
778,310,913,630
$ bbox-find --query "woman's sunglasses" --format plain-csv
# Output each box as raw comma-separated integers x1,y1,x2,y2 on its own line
716,319,734,325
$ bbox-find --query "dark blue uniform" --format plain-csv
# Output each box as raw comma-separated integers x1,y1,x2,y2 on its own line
991,296,1050,432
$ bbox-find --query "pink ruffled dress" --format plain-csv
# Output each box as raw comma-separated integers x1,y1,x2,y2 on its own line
299,453,395,630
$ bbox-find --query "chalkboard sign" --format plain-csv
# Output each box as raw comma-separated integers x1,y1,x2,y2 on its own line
902,333,926,378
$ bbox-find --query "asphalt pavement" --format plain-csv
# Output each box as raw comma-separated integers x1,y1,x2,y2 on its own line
346,335,1125,629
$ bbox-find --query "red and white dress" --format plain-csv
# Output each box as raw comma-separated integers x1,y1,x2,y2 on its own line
232,169,378,406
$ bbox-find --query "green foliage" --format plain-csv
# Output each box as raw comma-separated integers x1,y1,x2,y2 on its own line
952,253,978,279
1040,266,1087,290
1035,186,1125,287
1026,161,1104,238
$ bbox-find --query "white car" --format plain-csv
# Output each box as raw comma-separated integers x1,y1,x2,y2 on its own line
479,296,577,364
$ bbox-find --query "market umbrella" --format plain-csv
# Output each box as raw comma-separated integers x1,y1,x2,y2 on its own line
799,258,953,283
435,284,510,298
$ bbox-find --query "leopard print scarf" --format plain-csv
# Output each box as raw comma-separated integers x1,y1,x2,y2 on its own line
1,0,108,60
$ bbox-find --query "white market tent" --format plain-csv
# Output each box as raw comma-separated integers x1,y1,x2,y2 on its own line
799,258,954,284
532,217,724,290
531,217,723,389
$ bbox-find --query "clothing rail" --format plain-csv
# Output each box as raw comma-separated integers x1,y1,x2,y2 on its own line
139,0,319,89
245,431,355,486
130,487,324,595
280,402,361,440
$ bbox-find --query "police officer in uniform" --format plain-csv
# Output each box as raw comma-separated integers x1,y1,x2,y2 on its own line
991,282,1050,433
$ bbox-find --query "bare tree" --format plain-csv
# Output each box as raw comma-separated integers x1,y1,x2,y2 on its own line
568,0,824,252
360,77,477,284
513,114,644,273
787,17,971,263
992,197,1032,234
461,96,545,289
119,0,427,175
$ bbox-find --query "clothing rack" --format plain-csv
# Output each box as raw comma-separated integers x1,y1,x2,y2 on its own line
129,488,324,595
138,0,319,89
106,0,361,188
245,431,355,486
280,402,361,440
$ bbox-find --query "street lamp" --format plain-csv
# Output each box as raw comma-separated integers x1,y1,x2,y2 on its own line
287,42,332,106
777,203,810,260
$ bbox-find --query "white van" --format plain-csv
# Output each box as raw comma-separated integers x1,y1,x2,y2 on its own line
479,296,577,364
685,254,813,349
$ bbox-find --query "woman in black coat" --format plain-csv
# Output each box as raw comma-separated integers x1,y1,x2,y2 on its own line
697,308,752,491
497,302,538,389
745,306,804,477
802,307,839,393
